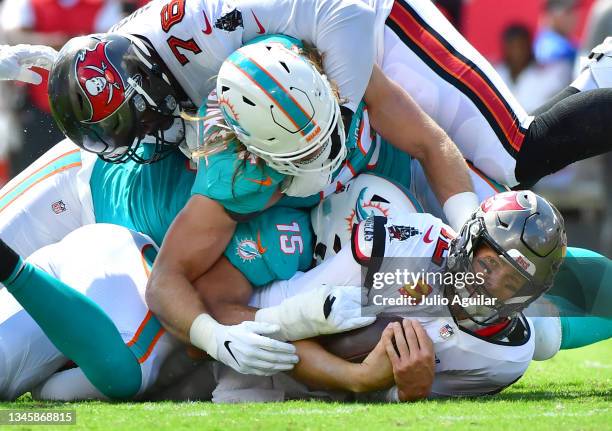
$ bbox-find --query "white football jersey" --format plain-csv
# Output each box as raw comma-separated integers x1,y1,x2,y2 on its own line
312,174,533,397
111,0,383,110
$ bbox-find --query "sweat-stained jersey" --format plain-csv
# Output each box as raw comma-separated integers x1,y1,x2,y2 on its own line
110,0,381,110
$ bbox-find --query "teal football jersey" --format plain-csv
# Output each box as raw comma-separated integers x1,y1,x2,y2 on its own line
89,147,312,286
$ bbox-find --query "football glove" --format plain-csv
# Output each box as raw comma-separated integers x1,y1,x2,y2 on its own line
578,36,612,89
0,44,58,85
190,314,298,376
255,285,377,341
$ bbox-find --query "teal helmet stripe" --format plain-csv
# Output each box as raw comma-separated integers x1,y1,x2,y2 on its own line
227,50,317,137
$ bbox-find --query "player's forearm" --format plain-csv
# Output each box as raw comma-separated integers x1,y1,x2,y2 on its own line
365,66,476,229
417,127,478,228
145,195,237,341
290,340,393,394
146,269,208,343
290,340,366,393
194,256,258,326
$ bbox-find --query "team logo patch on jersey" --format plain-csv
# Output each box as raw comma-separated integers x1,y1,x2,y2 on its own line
345,187,390,232
51,200,66,214
75,41,137,123
236,239,263,262
439,323,455,340
215,9,243,31
387,225,421,242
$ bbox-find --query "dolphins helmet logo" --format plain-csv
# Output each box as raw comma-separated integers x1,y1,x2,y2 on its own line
345,187,389,231
75,41,138,123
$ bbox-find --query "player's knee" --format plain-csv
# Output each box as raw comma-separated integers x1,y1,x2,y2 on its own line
85,351,143,399
531,316,562,361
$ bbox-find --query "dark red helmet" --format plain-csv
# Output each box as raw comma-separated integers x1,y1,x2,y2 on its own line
48,33,187,163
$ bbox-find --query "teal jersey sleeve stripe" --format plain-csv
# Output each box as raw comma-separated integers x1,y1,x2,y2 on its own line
226,50,317,138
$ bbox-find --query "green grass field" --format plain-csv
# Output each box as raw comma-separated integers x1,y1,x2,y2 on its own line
1,340,610,431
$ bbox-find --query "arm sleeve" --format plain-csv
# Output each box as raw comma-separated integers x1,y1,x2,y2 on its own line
239,0,376,112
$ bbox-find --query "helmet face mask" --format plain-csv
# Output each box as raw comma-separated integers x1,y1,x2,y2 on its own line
215,39,346,179
49,33,185,164
445,191,567,326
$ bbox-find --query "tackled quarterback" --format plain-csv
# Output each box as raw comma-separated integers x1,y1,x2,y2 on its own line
0,0,610,409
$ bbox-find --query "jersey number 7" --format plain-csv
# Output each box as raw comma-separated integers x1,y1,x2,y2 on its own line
160,0,202,65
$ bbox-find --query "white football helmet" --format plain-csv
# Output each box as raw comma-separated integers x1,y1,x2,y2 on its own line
216,39,346,177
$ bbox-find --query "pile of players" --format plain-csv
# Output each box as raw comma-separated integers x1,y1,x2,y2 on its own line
0,0,610,403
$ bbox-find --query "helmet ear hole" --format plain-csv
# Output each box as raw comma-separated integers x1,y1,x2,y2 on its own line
221,85,230,93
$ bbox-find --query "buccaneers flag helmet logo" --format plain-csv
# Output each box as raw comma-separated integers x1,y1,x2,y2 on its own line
75,41,137,123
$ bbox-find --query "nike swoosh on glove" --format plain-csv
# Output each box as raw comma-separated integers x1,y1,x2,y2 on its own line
190,315,298,376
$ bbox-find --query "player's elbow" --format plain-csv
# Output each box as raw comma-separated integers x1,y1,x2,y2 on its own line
144,269,166,317
412,121,452,166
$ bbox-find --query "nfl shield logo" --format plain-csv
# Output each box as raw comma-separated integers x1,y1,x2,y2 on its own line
51,200,66,214
439,323,454,340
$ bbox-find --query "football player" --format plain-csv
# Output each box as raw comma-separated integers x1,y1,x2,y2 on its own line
0,220,372,401
3,0,612,190
0,181,565,401
0,68,608,401
208,185,567,402
2,0,611,370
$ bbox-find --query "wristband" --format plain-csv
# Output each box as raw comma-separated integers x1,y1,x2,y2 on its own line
189,313,220,359
442,192,479,232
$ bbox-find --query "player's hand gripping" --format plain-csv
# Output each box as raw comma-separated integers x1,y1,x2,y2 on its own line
0,44,58,85
383,319,435,401
190,315,299,376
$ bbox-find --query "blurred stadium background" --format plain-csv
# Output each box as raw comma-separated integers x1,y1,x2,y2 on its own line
0,0,609,256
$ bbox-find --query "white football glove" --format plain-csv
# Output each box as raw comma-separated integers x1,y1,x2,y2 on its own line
255,285,377,341
577,36,612,89
190,314,299,376
0,44,58,85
